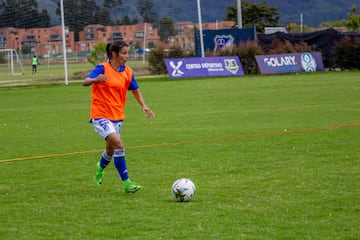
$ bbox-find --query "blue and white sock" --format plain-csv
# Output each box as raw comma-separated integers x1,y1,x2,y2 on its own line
99,151,112,169
113,149,129,181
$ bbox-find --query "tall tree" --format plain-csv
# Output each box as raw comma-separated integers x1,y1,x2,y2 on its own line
226,0,280,32
158,17,175,42
56,0,112,41
38,9,51,28
79,0,99,25
137,0,158,24
96,8,113,26
121,16,131,25
56,0,81,40
103,0,122,24
0,0,50,28
346,5,360,32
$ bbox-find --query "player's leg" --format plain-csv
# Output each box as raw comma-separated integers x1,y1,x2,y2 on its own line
106,133,141,192
110,122,141,193
94,149,112,185
92,118,116,185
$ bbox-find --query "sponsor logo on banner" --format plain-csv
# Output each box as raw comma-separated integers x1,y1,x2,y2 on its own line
255,52,324,74
214,35,234,52
169,60,184,77
164,57,245,79
224,58,239,74
263,56,297,67
300,52,317,72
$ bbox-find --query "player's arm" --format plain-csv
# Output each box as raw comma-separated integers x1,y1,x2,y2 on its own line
131,89,155,118
128,74,155,118
83,65,107,86
83,75,107,86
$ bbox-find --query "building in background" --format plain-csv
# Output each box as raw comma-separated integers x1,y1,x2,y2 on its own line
0,20,235,58
77,23,160,52
0,26,74,57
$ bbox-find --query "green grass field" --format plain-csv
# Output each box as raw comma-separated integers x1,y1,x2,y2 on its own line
0,71,359,239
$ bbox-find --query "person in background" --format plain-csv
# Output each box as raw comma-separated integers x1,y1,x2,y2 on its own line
32,55,38,74
83,40,155,193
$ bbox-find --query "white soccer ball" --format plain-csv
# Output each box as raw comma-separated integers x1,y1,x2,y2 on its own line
171,178,196,202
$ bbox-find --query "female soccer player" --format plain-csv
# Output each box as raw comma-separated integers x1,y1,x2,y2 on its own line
83,40,155,193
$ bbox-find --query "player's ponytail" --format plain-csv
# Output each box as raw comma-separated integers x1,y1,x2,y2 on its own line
105,43,112,59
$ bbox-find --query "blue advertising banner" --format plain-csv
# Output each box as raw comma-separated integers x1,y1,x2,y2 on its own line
255,52,324,74
164,57,245,79
194,28,255,57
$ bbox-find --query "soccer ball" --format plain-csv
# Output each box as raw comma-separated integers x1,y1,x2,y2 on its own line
171,178,196,202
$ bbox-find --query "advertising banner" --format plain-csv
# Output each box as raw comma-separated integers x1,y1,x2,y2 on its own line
255,52,324,74
164,57,245,79
194,28,255,57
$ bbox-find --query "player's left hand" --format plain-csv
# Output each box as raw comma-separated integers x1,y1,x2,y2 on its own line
143,108,155,118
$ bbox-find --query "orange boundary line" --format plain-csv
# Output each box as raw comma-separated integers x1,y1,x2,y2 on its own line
1,123,359,163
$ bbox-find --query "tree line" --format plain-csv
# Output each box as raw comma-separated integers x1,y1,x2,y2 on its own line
0,0,358,42
0,0,158,41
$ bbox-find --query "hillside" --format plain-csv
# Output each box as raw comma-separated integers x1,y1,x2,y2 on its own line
38,0,358,27
251,0,358,26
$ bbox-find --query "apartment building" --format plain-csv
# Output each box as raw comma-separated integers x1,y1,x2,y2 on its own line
77,23,160,52
0,20,235,57
0,26,74,56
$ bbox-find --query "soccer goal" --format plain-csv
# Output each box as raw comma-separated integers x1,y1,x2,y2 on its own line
0,49,24,76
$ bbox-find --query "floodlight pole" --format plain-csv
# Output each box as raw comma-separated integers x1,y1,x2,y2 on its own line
197,0,205,58
60,0,69,85
237,0,243,29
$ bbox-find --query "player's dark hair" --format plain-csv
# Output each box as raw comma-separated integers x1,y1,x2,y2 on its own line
106,40,129,58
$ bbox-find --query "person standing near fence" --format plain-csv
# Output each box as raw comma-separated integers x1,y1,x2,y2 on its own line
83,40,155,193
32,56,38,74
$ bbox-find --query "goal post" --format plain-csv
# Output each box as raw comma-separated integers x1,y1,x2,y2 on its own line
0,49,24,76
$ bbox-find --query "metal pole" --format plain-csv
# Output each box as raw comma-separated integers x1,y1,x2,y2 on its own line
197,0,204,58
143,22,146,63
237,0,242,29
60,0,69,85
10,49,14,75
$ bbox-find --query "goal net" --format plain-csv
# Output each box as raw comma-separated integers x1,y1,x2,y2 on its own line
0,49,24,76
0,0,240,86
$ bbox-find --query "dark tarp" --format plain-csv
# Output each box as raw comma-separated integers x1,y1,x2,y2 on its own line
257,28,359,68
193,28,359,68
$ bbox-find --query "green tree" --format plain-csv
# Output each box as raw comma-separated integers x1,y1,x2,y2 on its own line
320,20,348,28
96,8,113,26
0,0,50,28
158,17,175,42
38,9,51,28
137,0,158,24
56,0,112,41
56,0,81,40
87,42,107,66
79,0,99,25
346,5,360,32
226,0,280,32
121,16,131,25
103,0,122,24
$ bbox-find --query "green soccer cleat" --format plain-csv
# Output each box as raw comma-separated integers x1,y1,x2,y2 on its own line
94,162,104,185
123,179,142,193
